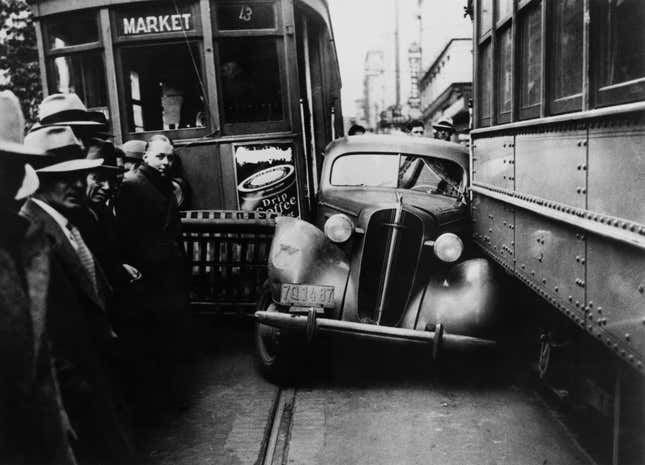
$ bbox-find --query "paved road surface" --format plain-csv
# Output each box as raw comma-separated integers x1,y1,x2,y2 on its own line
135,317,595,465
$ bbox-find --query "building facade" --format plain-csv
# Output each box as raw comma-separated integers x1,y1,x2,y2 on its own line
419,38,472,139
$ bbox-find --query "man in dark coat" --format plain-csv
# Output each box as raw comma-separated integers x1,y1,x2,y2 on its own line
0,91,77,464
116,138,191,369
21,125,133,464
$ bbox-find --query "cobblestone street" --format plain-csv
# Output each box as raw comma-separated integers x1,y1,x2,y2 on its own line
135,316,596,465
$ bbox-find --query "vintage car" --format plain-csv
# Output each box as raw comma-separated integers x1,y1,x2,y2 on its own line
255,134,501,379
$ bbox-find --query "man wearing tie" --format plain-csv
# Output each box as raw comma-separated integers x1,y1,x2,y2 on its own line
21,125,133,464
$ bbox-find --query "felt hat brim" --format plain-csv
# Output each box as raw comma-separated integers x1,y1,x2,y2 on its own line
37,158,104,173
14,164,40,200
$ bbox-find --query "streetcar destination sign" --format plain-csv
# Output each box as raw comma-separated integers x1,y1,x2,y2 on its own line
121,13,193,35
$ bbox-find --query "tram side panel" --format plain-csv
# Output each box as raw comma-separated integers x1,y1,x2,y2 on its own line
472,114,645,375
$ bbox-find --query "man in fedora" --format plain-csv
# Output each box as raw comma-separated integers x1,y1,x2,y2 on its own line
120,139,147,179
31,93,110,148
0,91,77,464
21,126,133,464
432,118,456,141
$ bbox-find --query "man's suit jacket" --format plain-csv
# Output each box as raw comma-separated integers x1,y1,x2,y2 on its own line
0,210,76,464
20,199,113,388
116,165,189,318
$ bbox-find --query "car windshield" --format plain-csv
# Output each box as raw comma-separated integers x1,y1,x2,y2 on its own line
331,153,465,198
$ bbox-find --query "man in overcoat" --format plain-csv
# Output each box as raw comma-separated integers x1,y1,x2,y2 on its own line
116,138,191,370
21,125,133,464
0,91,77,464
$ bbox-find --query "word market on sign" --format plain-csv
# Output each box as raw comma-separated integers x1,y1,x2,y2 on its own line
123,14,192,35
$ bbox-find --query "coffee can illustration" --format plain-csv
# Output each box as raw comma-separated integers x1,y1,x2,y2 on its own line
238,164,299,216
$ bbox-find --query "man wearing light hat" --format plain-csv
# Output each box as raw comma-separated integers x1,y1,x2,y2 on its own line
0,91,77,464
31,93,110,148
21,125,133,464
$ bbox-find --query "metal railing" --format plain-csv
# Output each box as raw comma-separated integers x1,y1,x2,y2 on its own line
181,210,277,314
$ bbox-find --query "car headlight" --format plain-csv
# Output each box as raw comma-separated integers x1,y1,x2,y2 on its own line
434,233,463,263
324,214,354,243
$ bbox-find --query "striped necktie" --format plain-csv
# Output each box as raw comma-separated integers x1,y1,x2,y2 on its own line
67,224,98,294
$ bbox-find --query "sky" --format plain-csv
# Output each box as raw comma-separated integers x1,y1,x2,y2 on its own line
328,0,472,119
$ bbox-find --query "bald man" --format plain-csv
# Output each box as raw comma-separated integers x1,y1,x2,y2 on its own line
115,138,191,404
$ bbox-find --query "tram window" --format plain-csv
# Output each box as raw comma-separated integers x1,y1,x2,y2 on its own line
218,38,284,124
518,3,541,119
49,52,108,111
121,43,206,133
478,42,493,126
595,0,645,106
46,11,99,49
495,0,512,22
496,26,512,123
479,0,493,36
549,0,583,113
217,3,276,30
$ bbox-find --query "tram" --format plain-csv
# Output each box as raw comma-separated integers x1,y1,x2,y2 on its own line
27,0,342,311
469,0,644,461
28,0,342,216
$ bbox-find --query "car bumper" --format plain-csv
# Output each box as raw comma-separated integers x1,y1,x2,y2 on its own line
254,310,496,354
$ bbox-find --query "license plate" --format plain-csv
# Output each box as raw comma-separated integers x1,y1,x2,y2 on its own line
280,283,335,308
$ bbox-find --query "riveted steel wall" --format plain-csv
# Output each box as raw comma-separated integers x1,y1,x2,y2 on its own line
471,109,645,375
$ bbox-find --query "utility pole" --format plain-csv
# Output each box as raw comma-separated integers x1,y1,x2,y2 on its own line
394,0,400,108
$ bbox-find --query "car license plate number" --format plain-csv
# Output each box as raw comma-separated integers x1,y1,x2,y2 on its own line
280,284,335,308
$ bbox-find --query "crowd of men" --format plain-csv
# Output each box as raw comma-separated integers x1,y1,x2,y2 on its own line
347,118,456,140
0,90,192,465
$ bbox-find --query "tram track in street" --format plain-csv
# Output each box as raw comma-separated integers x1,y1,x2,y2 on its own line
261,387,296,465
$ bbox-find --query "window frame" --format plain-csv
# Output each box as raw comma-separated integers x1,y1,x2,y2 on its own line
42,10,110,115
211,0,290,135
114,39,211,140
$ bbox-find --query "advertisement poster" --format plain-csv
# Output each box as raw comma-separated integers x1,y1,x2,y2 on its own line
234,143,300,217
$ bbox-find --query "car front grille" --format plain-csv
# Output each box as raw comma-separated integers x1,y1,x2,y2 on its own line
358,208,423,326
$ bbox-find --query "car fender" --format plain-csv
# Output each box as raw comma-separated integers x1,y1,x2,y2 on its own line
402,258,501,338
268,216,350,317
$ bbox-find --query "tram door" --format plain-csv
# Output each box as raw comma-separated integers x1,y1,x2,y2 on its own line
295,7,342,212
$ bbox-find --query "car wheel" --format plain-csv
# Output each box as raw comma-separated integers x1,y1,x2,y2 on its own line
255,289,304,384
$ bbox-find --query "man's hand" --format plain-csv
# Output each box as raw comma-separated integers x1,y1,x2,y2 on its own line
122,264,142,283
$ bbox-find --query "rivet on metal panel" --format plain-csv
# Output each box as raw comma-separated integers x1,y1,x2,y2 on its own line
554,286,559,292
582,189,586,194
568,296,573,302
575,301,580,307
638,285,644,294
628,355,634,362
581,258,586,265
582,165,587,171
542,279,547,285
625,334,631,341
521,264,525,269
511,241,515,246
597,307,602,314
588,301,593,307
583,140,587,147
576,188,581,194
531,270,535,276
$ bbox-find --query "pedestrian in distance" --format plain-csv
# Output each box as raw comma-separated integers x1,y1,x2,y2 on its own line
432,119,456,142
348,123,366,135
0,90,78,465
21,125,134,465
408,120,425,137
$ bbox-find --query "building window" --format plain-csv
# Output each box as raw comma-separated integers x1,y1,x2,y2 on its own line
121,43,206,133
218,37,284,124
518,2,541,119
496,26,512,123
549,0,583,114
46,11,99,49
478,41,493,126
49,52,108,111
479,0,493,36
594,0,645,106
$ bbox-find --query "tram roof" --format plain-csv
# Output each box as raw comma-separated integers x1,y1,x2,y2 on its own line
28,0,333,28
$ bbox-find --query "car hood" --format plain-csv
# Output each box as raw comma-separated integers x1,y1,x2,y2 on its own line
320,188,466,225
